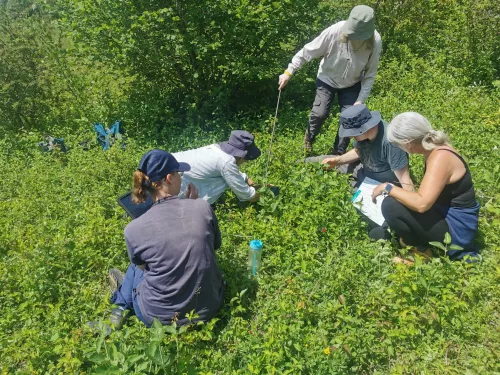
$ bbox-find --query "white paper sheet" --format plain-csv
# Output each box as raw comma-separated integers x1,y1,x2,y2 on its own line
351,177,386,226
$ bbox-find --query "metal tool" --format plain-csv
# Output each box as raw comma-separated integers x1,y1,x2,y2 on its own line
264,89,281,185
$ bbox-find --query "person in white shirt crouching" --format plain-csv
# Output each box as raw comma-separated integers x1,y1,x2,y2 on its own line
174,130,262,205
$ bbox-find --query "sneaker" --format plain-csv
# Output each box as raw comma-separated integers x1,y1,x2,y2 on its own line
108,268,124,293
303,130,313,155
86,308,129,334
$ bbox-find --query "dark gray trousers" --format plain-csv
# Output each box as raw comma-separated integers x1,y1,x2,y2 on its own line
307,79,362,154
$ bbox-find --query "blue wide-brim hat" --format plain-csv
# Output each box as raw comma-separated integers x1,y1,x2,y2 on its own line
339,104,382,138
220,130,261,160
138,149,190,182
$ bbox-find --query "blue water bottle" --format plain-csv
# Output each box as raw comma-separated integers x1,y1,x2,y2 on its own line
248,240,263,277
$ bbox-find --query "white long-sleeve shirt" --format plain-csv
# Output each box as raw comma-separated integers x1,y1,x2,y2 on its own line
174,144,256,204
286,21,382,103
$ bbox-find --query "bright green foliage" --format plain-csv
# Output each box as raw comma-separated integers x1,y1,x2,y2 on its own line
2,0,499,136
1,0,500,374
1,57,500,374
53,0,330,136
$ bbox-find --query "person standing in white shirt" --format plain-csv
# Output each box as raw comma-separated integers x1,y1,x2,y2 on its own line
278,5,382,156
174,130,261,205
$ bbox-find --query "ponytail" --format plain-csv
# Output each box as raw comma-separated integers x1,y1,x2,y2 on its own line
132,170,155,204
422,130,450,150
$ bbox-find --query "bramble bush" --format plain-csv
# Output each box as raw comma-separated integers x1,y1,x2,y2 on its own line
0,55,499,374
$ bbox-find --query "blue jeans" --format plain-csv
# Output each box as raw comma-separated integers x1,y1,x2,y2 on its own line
110,264,149,326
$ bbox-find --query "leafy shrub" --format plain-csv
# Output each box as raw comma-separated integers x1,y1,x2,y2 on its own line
0,1,499,374
1,55,499,374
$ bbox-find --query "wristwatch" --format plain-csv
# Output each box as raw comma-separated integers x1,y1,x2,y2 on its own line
383,183,394,197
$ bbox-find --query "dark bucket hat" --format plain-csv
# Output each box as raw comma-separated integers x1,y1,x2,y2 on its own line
138,149,190,182
220,130,261,160
338,104,382,138
342,5,375,40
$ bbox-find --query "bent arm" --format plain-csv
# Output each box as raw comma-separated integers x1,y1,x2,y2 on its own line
286,25,334,75
393,165,414,191
322,149,360,168
336,148,360,165
209,205,222,250
221,160,257,202
356,34,382,103
385,156,451,213
125,235,146,268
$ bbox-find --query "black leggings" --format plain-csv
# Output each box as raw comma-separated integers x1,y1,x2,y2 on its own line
381,197,450,247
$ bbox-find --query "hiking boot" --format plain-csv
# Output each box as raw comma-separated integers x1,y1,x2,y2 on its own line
108,268,124,293
303,130,313,155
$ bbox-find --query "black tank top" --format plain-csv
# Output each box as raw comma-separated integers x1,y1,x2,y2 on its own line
429,149,476,208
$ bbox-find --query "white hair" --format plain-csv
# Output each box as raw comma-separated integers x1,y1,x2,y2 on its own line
387,112,450,151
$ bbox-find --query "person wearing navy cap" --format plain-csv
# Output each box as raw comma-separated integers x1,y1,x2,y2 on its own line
105,149,224,329
173,130,263,205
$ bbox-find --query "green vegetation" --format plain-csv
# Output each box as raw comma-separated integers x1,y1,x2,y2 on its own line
0,0,499,374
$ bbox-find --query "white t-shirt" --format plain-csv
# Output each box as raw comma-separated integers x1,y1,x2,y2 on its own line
174,144,256,204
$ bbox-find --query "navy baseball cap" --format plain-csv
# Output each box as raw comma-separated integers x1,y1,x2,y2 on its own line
138,149,190,182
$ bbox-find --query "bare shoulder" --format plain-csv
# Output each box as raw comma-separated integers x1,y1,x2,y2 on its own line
427,146,460,163
426,146,466,182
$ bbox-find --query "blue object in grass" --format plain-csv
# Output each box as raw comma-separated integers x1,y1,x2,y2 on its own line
95,120,124,150
351,189,362,202
248,240,263,277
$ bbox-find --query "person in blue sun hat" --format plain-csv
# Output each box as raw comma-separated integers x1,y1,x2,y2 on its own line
173,130,263,205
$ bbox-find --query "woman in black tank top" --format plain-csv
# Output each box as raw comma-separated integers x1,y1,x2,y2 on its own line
371,112,480,264
431,149,476,208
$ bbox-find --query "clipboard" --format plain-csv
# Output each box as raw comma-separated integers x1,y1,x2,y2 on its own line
351,177,386,226
116,191,153,219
